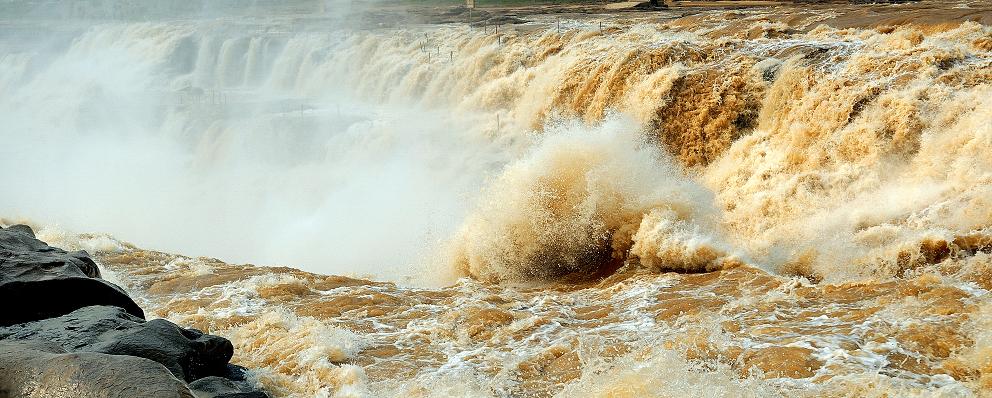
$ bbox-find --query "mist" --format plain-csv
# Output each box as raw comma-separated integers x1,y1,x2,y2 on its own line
0,3,518,282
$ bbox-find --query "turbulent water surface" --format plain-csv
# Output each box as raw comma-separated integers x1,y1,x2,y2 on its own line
3,1,992,397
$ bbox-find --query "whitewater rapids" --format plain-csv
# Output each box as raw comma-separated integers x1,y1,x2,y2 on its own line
3,1,992,397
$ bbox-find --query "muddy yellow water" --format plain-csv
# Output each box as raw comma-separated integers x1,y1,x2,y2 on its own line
13,1,992,397
21,232,980,397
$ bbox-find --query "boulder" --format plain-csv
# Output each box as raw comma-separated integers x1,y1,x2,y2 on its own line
0,305,233,382
0,339,195,398
0,225,144,326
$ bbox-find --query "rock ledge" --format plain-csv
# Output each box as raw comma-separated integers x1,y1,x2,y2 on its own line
0,224,268,398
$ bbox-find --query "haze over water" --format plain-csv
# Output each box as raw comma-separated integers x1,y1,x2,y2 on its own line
3,0,992,397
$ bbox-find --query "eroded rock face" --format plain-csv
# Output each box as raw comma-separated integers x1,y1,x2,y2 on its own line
0,225,268,398
0,225,144,326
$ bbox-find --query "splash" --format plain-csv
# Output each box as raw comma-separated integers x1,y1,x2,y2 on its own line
445,116,735,282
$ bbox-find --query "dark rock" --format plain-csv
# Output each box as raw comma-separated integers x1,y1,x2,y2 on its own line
632,1,669,10
3,224,35,238
0,226,268,398
0,225,144,326
189,377,243,397
222,364,252,382
0,305,233,382
0,339,196,398
93,318,234,382
189,376,269,398
215,393,269,398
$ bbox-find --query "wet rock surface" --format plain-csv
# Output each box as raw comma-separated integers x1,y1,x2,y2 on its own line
0,224,144,326
189,376,269,398
0,306,235,382
0,225,267,398
0,339,195,398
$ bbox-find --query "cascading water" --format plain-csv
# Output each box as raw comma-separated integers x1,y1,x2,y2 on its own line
3,1,992,397
0,20,528,282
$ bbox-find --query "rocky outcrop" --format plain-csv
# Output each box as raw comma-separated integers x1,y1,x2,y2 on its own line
0,306,235,383
0,339,195,398
0,225,267,398
0,224,143,326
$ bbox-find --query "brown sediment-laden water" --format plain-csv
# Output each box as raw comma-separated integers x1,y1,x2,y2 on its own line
3,1,992,397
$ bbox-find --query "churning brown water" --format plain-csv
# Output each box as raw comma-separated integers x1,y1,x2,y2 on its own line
4,1,992,397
